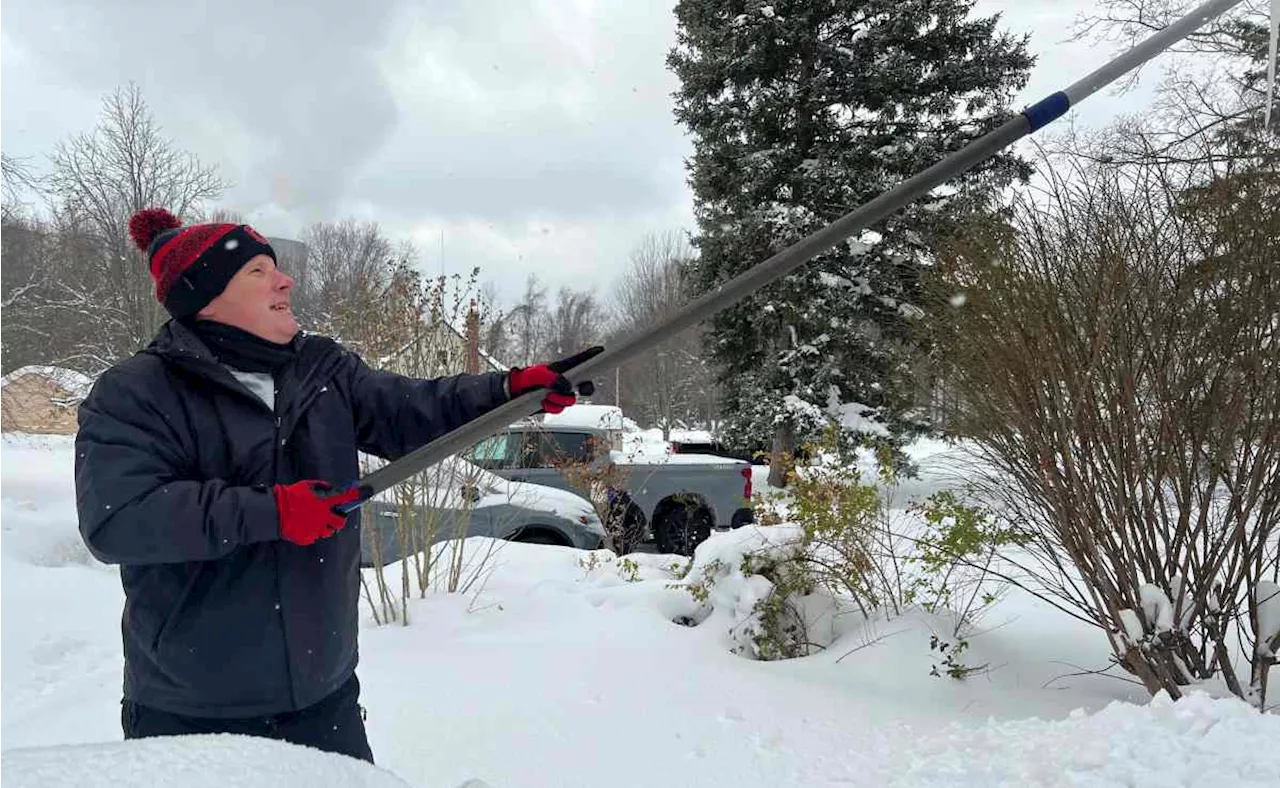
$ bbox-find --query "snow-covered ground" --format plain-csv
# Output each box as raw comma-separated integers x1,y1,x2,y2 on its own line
3,432,1279,787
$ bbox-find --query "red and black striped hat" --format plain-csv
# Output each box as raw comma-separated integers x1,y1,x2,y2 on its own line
128,207,276,319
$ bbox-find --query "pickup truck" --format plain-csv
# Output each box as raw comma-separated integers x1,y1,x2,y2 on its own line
463,407,754,556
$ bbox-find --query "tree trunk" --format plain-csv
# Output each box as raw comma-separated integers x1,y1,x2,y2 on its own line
768,419,795,488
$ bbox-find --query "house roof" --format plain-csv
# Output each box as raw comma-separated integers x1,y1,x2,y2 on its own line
0,366,95,399
436,315,508,372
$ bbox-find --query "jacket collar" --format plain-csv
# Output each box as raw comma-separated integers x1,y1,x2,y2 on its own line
143,320,342,419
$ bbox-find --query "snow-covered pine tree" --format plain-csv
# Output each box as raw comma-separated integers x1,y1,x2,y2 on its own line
668,0,1033,476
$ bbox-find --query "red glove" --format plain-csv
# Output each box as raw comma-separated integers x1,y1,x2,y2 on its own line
508,347,602,414
273,480,360,546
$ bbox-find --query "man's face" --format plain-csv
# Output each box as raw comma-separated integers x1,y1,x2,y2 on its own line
197,254,298,344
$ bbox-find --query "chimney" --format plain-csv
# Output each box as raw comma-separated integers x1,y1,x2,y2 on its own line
464,299,480,374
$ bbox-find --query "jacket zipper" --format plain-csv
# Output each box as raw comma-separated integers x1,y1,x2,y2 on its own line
271,391,300,710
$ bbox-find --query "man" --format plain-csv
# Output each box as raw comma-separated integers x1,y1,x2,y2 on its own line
75,207,595,763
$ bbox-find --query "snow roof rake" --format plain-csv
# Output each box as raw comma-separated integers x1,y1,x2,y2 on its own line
338,0,1255,513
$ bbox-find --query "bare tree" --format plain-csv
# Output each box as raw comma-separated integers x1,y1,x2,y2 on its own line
1,213,55,372
507,274,549,367
931,135,1280,708
38,83,225,368
293,219,397,338
1070,0,1276,155
1,153,41,216
476,280,510,366
544,286,603,360
200,207,247,224
608,231,715,438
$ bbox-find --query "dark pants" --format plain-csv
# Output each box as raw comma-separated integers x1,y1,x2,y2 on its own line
121,674,374,764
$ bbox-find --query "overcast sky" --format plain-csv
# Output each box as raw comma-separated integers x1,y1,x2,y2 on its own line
2,1,1160,304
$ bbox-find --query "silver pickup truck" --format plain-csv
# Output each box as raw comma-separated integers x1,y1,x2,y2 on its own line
463,408,754,556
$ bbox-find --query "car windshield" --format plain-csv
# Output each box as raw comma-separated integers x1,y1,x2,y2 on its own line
537,431,598,464
471,433,516,466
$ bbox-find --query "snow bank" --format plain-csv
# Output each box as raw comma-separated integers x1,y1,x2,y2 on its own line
875,691,1280,787
1,735,412,788
5,434,1276,788
1,434,97,567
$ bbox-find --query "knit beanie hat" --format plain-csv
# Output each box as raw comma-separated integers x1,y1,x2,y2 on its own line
128,207,276,319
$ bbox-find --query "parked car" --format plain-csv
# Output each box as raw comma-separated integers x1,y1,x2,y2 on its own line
463,406,755,556
359,456,607,567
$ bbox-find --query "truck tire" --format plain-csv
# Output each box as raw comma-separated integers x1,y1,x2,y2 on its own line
655,506,713,557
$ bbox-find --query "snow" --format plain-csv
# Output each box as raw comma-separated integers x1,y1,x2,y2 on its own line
1139,583,1175,634
4,433,1279,786
834,400,890,437
668,428,714,444
781,393,824,424
0,365,95,399
2,736,411,788
1258,580,1280,656
616,426,746,465
1119,608,1145,644
538,403,627,431
485,478,602,529
886,690,1280,787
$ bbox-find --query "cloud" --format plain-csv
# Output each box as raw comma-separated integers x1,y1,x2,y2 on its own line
2,0,403,221
2,0,1160,305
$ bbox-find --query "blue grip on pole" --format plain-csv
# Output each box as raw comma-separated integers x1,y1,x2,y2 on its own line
1022,91,1071,132
330,482,373,515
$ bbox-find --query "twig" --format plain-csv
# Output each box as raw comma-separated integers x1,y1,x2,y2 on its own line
835,626,910,663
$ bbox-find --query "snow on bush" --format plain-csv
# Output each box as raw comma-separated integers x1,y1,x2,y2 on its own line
1,734,412,788
676,441,1021,677
672,524,850,659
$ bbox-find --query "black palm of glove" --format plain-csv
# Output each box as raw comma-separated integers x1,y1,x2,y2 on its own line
508,346,602,414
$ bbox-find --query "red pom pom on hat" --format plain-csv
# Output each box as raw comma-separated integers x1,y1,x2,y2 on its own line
128,207,182,252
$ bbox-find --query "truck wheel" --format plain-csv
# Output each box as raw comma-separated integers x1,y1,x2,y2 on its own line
656,506,713,557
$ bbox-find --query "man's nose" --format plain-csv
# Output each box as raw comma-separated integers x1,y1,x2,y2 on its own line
275,271,294,290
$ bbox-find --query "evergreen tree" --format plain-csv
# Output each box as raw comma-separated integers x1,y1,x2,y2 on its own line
668,0,1034,475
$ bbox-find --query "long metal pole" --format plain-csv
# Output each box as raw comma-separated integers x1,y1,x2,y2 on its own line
344,0,1245,509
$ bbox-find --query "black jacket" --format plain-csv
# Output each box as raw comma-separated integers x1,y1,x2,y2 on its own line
75,321,508,717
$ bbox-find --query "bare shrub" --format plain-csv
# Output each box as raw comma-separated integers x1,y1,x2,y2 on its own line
931,139,1280,707
739,432,1018,674
357,266,510,625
